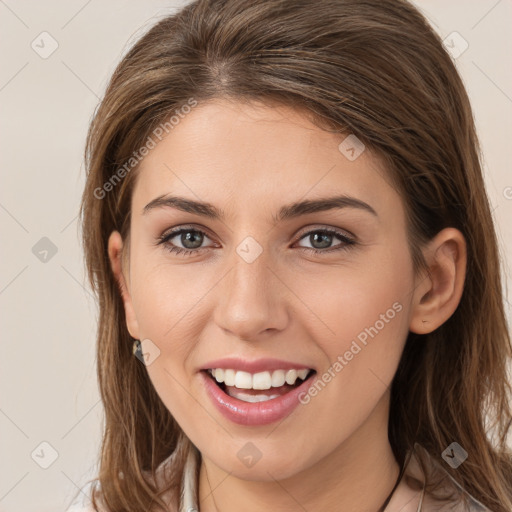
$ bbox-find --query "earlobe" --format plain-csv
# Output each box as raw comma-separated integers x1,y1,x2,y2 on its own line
409,228,467,335
107,231,140,339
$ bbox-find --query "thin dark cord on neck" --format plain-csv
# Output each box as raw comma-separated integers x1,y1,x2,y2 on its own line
377,454,409,512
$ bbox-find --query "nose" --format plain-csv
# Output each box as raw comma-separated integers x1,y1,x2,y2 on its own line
213,251,289,341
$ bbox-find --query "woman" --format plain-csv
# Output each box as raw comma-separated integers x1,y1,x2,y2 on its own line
67,0,512,510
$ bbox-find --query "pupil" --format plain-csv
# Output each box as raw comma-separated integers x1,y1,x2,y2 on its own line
182,230,203,249
312,232,331,249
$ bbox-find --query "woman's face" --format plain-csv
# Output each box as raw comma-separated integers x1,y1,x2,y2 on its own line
112,99,421,480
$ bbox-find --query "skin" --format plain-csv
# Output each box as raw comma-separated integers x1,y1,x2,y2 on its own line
108,98,467,512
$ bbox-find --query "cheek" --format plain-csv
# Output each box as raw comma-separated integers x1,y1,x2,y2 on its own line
299,245,413,401
129,264,202,427
129,251,212,341
293,285,410,448
127,253,221,411
301,247,412,350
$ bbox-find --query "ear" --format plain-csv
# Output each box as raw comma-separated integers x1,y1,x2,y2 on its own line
409,227,467,334
107,231,140,340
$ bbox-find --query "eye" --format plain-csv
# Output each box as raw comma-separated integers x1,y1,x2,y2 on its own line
294,227,356,254
157,226,216,257
157,226,356,257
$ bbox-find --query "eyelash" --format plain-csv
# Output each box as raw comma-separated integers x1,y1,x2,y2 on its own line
156,225,356,257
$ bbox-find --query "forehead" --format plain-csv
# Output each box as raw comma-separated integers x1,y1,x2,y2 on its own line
132,99,401,223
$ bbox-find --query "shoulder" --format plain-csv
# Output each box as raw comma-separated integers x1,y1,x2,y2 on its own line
394,444,492,512
63,445,196,512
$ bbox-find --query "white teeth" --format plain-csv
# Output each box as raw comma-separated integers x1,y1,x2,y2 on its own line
271,370,286,387
252,371,272,390
285,369,298,385
297,369,309,380
234,371,253,389
227,390,281,402
224,369,236,386
208,367,312,389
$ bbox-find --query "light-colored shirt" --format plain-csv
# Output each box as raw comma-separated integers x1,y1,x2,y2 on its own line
65,443,492,511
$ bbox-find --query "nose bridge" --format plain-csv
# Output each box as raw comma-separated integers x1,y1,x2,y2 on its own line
214,240,288,339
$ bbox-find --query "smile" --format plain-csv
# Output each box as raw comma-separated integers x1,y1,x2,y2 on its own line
208,368,312,401
200,364,317,426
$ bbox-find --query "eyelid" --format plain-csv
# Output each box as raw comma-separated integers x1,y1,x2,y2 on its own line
157,224,217,244
158,224,355,245
157,223,357,258
294,224,356,241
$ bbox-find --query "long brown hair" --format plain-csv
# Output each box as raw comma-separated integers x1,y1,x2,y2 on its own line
78,0,512,510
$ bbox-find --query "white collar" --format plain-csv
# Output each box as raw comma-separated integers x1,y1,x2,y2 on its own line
174,443,490,512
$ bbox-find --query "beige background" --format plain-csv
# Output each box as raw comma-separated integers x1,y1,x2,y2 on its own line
0,1,511,511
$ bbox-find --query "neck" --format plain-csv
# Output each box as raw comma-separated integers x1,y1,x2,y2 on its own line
198,392,400,512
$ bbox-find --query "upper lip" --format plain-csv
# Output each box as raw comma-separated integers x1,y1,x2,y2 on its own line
199,357,315,374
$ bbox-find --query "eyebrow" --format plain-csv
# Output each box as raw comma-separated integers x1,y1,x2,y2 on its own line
142,194,378,222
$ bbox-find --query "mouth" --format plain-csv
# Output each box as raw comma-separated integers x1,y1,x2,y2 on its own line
199,365,317,426
204,367,316,403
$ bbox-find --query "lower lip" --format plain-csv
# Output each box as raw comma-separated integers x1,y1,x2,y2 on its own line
200,370,315,426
